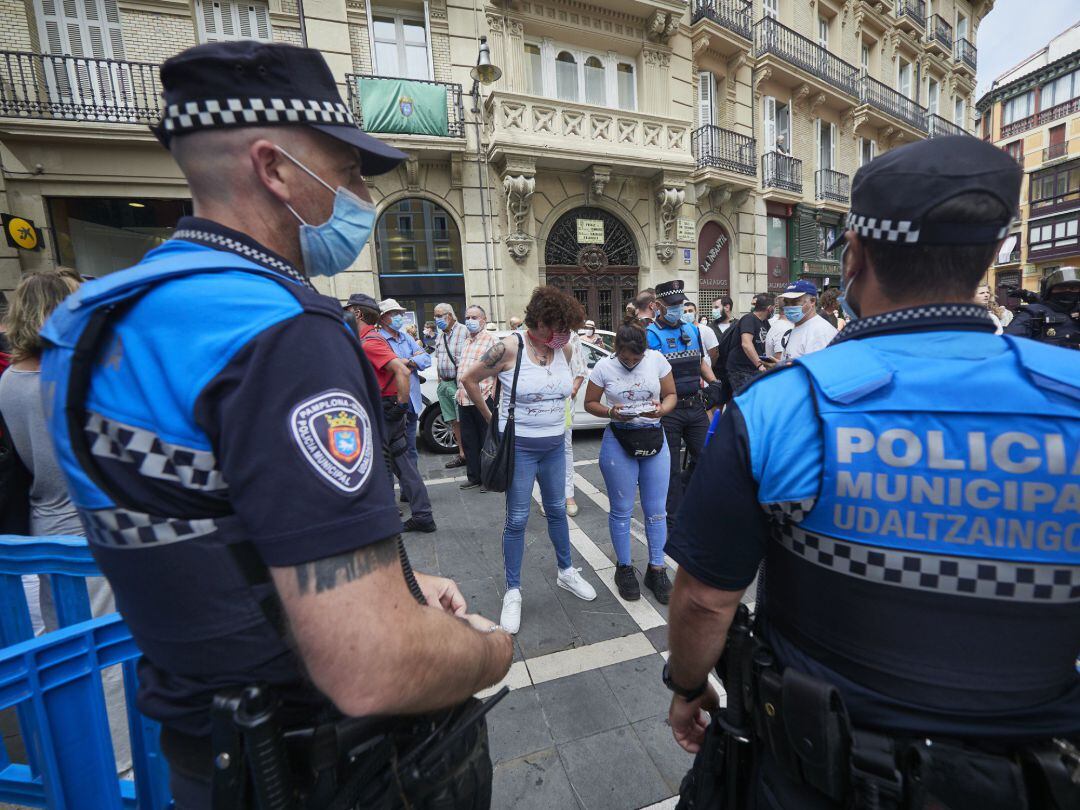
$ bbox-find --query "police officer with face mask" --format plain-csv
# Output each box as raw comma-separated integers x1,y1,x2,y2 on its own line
1005,267,1080,349
39,42,511,809
665,136,1080,809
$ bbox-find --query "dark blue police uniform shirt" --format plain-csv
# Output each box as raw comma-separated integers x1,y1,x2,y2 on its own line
668,305,1080,742
65,217,401,736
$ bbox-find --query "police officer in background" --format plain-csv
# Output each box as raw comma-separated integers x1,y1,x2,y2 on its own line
40,42,511,808
1005,267,1080,349
664,136,1080,808
647,280,718,538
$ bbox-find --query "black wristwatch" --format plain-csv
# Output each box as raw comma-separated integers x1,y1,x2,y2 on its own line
662,662,708,701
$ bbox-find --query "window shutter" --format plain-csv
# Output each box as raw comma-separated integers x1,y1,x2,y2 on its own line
698,71,714,128
830,122,837,169
798,208,819,259
764,95,776,150
198,0,272,42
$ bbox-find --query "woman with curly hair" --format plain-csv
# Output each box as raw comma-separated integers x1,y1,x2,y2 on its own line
461,286,597,633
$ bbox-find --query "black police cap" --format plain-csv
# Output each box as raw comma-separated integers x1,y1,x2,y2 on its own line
655,280,687,305
828,135,1021,252
152,41,407,176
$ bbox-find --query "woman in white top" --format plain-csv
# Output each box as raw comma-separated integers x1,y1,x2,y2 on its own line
584,319,677,603
975,284,1004,334
461,286,597,634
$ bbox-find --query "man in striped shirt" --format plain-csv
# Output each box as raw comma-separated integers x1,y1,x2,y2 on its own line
455,305,496,490
433,303,469,469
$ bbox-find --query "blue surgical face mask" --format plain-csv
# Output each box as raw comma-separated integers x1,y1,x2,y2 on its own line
465,318,481,334
711,308,722,320
435,317,448,331
680,311,696,325
784,306,806,324
662,305,682,326
389,314,405,331
277,146,376,277
835,244,860,322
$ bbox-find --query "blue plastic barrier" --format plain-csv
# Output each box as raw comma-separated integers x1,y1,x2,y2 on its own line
0,535,172,809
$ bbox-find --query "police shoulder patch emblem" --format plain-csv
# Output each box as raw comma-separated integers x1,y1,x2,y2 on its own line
290,390,374,493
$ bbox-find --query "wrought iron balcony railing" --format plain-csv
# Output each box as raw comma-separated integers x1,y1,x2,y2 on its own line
955,38,977,71
762,151,802,193
1001,97,1080,138
754,17,860,98
859,74,927,131
928,113,966,138
0,50,162,124
928,15,953,50
345,74,464,137
692,125,756,175
691,0,753,40
815,168,850,203
1043,142,1069,162
895,0,926,28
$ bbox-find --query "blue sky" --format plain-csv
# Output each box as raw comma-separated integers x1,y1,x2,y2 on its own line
975,2,1079,99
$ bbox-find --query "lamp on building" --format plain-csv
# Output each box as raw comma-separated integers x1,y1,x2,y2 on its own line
470,36,502,88
468,34,502,325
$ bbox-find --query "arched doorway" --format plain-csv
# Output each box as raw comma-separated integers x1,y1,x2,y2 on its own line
374,198,465,327
543,207,639,331
697,221,731,312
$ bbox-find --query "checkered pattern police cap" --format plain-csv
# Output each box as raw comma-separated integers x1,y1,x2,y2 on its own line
152,41,406,176
827,136,1021,252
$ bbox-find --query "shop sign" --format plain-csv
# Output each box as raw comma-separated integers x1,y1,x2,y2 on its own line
2,213,43,251
576,219,605,244
676,219,695,242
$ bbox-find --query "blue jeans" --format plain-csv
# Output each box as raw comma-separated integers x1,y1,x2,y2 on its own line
503,435,573,589
598,427,670,567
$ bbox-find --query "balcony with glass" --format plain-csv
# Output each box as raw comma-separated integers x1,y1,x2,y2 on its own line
955,38,977,73
762,151,802,199
927,15,952,56
691,0,753,46
753,17,859,107
894,0,926,33
0,51,161,127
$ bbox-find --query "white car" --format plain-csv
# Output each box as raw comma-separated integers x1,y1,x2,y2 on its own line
417,332,613,453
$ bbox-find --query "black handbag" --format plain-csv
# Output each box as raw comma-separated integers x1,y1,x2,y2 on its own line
480,334,523,493
0,410,31,535
609,424,664,458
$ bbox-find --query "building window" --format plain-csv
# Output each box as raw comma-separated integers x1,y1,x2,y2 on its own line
859,137,876,166
764,96,790,154
927,79,939,115
1041,68,1079,110
584,56,605,106
433,213,448,238
955,12,968,41
860,43,870,74
818,16,828,49
698,71,714,127
898,59,911,99
1030,162,1080,210
397,214,413,236
555,51,579,102
817,119,836,170
1003,139,1023,165
1002,91,1034,125
196,0,271,42
1029,215,1079,256
617,63,636,110
525,43,542,94
954,97,965,127
371,11,430,80
763,0,778,19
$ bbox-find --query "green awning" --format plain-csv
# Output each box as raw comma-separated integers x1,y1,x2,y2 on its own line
357,78,449,137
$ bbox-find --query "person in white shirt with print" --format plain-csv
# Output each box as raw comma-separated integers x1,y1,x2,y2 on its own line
778,280,837,362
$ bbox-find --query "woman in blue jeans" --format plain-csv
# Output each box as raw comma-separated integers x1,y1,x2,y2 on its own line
584,319,677,602
460,286,597,634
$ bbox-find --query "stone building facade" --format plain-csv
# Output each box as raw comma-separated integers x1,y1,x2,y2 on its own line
0,0,990,328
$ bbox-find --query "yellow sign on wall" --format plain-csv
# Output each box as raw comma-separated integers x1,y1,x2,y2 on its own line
576,219,605,244
2,214,42,251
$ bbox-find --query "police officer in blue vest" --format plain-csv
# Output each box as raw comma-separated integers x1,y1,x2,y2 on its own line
39,42,511,808
648,280,718,543
663,136,1080,809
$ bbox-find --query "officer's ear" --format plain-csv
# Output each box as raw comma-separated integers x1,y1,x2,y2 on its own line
843,232,867,285
249,139,296,206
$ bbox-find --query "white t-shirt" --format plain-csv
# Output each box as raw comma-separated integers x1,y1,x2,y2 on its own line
764,320,794,358
696,324,719,354
780,314,838,362
588,350,672,427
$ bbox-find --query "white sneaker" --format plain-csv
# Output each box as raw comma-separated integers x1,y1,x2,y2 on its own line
557,567,597,601
566,499,579,517
501,589,522,634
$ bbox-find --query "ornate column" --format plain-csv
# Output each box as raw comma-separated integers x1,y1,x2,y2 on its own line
506,18,527,93
642,48,672,116
654,183,686,264
500,155,536,263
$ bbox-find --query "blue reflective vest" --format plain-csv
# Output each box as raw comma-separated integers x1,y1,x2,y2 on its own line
737,329,1080,736
647,321,703,398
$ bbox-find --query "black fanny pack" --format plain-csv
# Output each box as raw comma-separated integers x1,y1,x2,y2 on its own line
610,425,664,458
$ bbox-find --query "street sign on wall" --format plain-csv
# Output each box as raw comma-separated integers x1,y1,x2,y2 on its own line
576,219,605,244
2,213,43,250
676,218,695,242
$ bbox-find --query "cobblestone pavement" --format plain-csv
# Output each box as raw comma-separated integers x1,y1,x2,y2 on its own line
411,429,752,810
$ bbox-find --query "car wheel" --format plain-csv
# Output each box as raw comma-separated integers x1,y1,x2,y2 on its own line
421,404,458,454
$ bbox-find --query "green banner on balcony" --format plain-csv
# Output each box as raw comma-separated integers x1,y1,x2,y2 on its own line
356,78,448,137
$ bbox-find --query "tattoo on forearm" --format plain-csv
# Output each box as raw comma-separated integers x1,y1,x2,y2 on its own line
294,537,399,594
481,342,506,369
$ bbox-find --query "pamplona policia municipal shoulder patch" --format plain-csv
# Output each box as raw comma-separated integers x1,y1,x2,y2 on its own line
290,390,374,493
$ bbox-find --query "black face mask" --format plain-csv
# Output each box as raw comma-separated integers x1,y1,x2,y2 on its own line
619,358,641,372
1047,292,1080,313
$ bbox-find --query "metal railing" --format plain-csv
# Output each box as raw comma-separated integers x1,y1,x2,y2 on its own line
955,38,977,70
1043,141,1069,162
754,17,859,98
1001,96,1080,139
928,15,953,50
762,151,802,193
691,0,753,39
692,125,756,175
0,50,162,124
895,0,926,27
928,113,966,138
859,74,927,131
345,74,464,137
815,168,850,203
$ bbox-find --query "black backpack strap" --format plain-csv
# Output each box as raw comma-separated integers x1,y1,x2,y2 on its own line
506,333,524,424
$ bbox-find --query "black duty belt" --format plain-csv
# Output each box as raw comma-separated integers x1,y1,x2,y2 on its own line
439,376,456,382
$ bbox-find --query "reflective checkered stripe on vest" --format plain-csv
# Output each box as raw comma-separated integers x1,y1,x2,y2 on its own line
762,336,1080,708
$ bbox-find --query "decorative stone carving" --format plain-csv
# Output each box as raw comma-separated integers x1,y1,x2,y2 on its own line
486,13,503,33
753,66,772,101
503,174,535,263
643,49,671,68
587,165,611,199
508,19,523,37
646,11,679,44
405,157,419,191
808,92,826,117
691,33,711,68
792,83,812,112
663,14,679,40
655,187,685,264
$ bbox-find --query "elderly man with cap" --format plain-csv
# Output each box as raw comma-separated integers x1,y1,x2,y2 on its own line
664,136,1080,809
646,280,718,597
1005,267,1080,349
777,279,837,362
38,42,511,809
